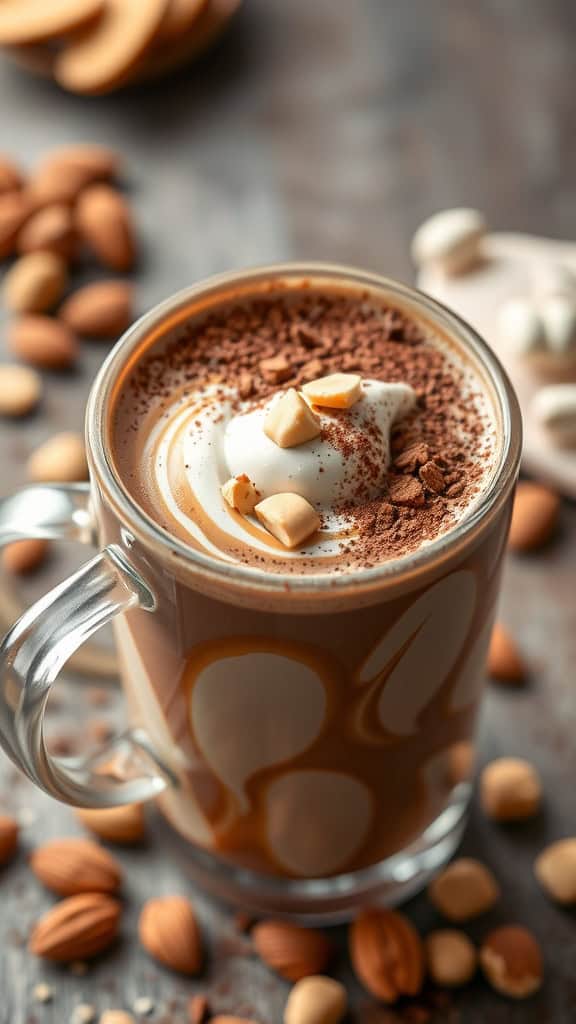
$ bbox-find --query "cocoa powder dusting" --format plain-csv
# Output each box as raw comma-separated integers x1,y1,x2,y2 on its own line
119,288,496,572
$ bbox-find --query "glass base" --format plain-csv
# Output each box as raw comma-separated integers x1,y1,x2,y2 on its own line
160,783,471,924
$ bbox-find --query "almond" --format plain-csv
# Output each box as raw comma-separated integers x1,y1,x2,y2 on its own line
39,144,120,183
26,161,98,210
2,538,49,574
284,976,347,1024
487,623,525,684
480,925,543,998
3,251,68,313
0,154,23,195
76,185,136,271
100,1013,135,1024
17,203,76,259
0,363,42,416
252,920,331,982
0,191,31,260
8,315,79,369
29,892,121,962
30,837,122,895
76,803,145,844
508,482,560,552
27,431,88,483
349,908,424,1003
0,813,19,865
60,281,134,338
138,895,202,975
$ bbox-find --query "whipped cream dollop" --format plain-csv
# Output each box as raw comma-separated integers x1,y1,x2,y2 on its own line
149,378,416,560
225,380,416,508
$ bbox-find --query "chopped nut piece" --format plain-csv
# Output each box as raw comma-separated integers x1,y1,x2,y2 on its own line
284,976,347,1024
264,389,321,449
480,925,543,999
221,475,260,514
302,372,362,409
428,858,499,922
535,838,576,904
260,355,292,383
33,983,54,1004
419,460,446,494
132,997,154,1017
394,442,430,472
425,930,477,988
238,372,254,399
71,1006,96,1024
100,1013,135,1024
255,493,320,548
388,475,425,508
480,757,542,822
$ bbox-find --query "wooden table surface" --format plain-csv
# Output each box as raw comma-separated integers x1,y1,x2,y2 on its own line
0,2,575,1021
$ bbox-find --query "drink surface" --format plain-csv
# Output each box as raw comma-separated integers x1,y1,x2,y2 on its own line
111,282,498,575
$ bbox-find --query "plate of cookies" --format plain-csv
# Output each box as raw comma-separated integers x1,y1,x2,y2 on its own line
0,0,242,95
413,209,576,498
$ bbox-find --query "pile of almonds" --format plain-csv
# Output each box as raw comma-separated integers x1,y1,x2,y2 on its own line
0,0,242,97
0,142,137,577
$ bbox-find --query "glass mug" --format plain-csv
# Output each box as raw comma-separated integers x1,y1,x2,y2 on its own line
0,264,521,921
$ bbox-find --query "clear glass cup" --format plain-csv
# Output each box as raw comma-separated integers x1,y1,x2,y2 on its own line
0,264,521,921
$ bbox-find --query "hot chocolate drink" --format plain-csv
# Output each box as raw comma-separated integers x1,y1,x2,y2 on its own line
112,284,497,575
97,269,515,906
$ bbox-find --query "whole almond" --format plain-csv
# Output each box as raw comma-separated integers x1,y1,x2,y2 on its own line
8,315,78,369
0,364,42,416
60,281,134,338
480,925,543,998
76,185,136,271
0,813,19,865
535,838,576,904
487,623,525,684
40,144,120,183
284,976,347,1024
27,432,88,483
508,482,560,552
30,837,122,895
428,858,500,922
139,895,202,975
0,192,31,260
76,804,145,844
29,892,121,962
2,538,49,574
253,921,331,982
0,154,23,194
3,252,67,313
349,909,424,1003
27,161,98,210
480,757,542,822
18,204,76,259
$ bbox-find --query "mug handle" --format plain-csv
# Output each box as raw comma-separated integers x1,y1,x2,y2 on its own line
0,483,174,807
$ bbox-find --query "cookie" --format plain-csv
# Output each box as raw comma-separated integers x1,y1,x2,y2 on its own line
55,0,170,95
156,0,208,43
0,0,104,46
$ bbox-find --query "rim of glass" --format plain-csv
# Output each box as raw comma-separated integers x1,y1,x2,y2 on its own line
87,262,522,594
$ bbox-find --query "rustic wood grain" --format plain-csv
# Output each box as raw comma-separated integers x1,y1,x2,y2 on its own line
0,1,575,1021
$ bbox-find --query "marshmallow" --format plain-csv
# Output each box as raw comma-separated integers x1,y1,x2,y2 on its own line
411,208,486,276
302,372,362,409
539,295,576,354
497,299,546,357
532,384,576,447
221,474,260,514
255,492,320,548
264,388,321,448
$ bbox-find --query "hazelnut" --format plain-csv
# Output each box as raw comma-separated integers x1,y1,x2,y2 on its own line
480,757,542,822
425,929,477,988
534,838,576,904
428,858,499,922
284,976,347,1024
480,925,543,999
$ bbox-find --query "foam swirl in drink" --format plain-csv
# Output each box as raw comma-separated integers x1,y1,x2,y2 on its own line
112,284,497,574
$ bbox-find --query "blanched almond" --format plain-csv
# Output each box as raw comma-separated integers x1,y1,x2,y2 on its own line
27,432,88,483
60,281,134,338
8,316,78,369
76,185,136,271
284,976,347,1024
3,252,67,313
0,364,42,416
2,538,49,574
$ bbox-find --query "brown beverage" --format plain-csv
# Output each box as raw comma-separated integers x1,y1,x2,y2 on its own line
97,266,516,913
